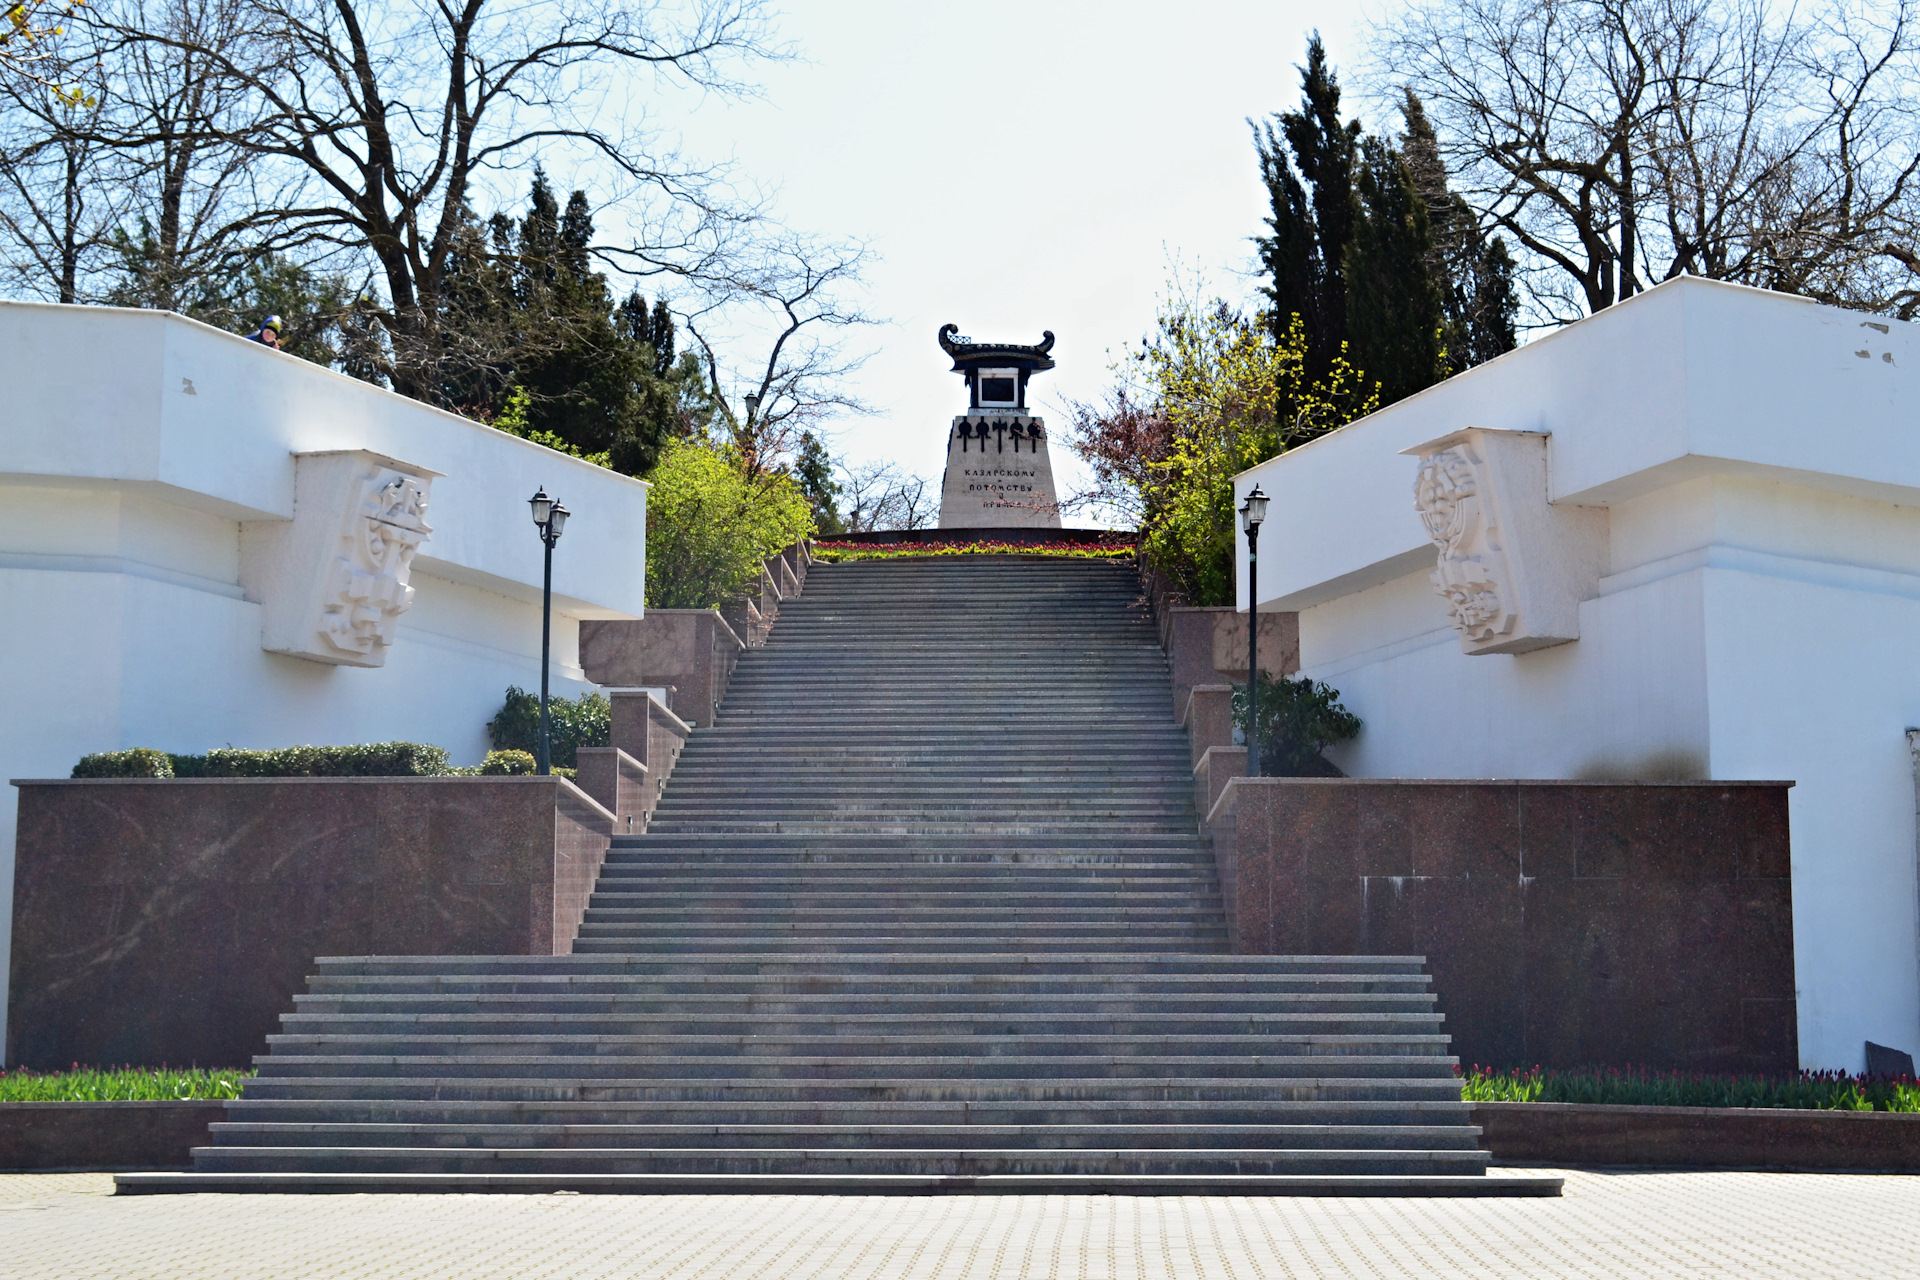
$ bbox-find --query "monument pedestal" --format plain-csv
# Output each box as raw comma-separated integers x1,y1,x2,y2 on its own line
938,413,1061,530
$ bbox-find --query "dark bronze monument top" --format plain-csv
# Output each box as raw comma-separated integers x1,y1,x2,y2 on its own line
938,323,1055,412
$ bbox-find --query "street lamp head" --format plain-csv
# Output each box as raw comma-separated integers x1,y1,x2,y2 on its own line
546,501,570,541
1239,484,1269,534
744,392,760,419
529,487,554,530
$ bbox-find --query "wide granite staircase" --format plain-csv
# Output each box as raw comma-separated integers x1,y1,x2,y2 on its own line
120,555,1557,1195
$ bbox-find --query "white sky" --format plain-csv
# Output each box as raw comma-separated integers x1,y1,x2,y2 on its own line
617,1,1363,524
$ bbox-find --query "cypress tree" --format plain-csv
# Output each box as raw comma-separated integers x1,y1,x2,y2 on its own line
1254,56,1518,411
1254,33,1360,383
1398,91,1517,371
1344,137,1444,405
434,168,711,477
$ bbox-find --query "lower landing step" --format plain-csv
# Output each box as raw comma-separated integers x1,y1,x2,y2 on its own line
114,1171,1563,1197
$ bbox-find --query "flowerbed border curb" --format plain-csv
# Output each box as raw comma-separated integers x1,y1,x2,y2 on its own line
1474,1101,1920,1170
1,1101,226,1172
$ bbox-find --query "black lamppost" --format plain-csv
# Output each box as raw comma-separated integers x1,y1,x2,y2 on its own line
528,487,570,776
1239,483,1269,778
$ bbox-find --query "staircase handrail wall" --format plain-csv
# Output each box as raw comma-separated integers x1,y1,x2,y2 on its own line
579,539,811,726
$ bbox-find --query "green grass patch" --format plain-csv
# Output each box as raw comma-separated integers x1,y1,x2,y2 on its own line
0,1065,255,1102
812,539,1135,562
1460,1064,1920,1112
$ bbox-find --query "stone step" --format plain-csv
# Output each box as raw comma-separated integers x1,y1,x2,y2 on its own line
299,974,1426,999
259,1028,1450,1061
577,904,1220,917
117,1170,1561,1196
585,867,1215,884
289,993,1433,1017
306,954,1434,976
201,1121,1480,1152
184,1144,1492,1177
137,555,1522,1197
249,1050,1457,1081
276,1008,1441,1038
233,1072,1469,1104
580,891,1221,910
565,936,1231,955
567,924,1232,942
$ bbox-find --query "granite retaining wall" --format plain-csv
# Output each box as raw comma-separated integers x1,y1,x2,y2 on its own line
6,776,614,1070
1206,778,1798,1074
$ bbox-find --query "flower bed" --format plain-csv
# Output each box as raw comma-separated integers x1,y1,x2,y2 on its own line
0,1066,254,1102
1461,1064,1920,1112
813,538,1136,562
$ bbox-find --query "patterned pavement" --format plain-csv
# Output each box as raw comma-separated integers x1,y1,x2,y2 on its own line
1,1168,1915,1278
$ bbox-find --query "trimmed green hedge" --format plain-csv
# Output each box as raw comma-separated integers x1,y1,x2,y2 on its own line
476,749,538,775
74,742,451,779
72,743,572,780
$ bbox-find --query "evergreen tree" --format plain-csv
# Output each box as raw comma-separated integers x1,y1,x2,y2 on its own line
1254,33,1359,384
793,431,844,535
1255,45,1517,411
1345,136,1445,405
1398,91,1517,370
435,167,715,476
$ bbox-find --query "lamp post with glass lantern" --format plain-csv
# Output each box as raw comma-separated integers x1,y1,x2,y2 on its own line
1239,484,1268,778
527,487,570,775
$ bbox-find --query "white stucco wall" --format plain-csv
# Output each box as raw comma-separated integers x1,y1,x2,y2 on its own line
1235,278,1920,1072
1,302,649,1058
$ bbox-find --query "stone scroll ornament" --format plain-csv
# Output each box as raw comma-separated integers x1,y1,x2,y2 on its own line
1413,441,1515,645
241,450,442,668
1401,428,1606,656
319,470,432,657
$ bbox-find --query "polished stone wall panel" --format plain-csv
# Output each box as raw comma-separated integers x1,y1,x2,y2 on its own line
1220,779,1796,1072
7,776,611,1070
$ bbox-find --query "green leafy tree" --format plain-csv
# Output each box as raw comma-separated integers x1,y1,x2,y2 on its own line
106,238,364,367
645,438,815,609
1070,300,1378,607
486,386,611,468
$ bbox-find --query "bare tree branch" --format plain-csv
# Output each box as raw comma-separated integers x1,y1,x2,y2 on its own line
1369,0,1920,321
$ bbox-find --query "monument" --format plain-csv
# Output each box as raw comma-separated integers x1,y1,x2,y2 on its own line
936,323,1062,529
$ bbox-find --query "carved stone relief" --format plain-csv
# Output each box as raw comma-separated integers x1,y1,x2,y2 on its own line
1401,428,1606,656
319,470,432,657
1413,439,1517,645
240,450,441,668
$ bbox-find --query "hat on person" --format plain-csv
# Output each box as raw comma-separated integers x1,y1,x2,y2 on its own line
261,314,283,334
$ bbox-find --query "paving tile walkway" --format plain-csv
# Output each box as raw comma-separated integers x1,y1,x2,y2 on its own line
1,1168,1914,1278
